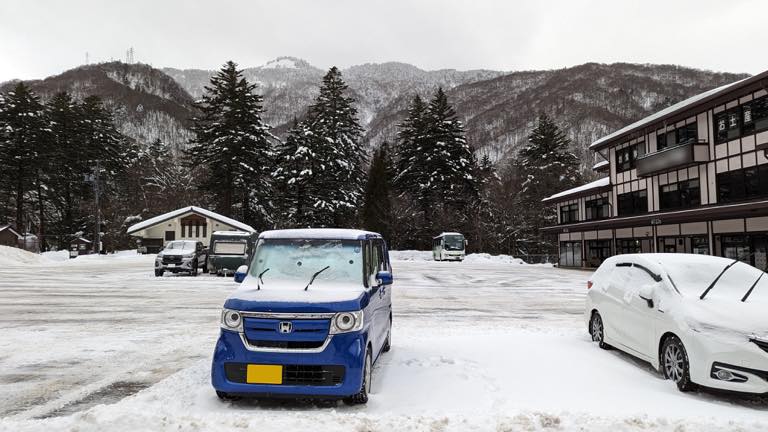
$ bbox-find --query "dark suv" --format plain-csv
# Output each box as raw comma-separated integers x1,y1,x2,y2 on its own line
155,240,208,276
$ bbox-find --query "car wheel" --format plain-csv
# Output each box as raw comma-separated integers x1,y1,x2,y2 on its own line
589,312,611,350
154,269,163,277
382,317,392,353
661,335,695,392
343,349,371,405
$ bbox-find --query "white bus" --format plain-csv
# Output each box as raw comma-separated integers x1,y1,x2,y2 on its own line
432,232,466,261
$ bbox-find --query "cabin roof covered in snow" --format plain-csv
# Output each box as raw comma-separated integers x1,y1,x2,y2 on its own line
259,228,381,240
126,206,255,234
589,70,768,151
543,177,611,203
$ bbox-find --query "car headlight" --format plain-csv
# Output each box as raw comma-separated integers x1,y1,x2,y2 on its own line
330,311,364,334
220,309,243,332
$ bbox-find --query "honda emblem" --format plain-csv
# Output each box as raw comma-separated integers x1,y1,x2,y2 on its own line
279,322,293,333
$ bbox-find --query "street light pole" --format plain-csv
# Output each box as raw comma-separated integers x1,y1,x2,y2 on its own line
93,160,101,254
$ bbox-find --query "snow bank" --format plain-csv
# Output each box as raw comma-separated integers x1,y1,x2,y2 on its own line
390,250,538,265
0,246,53,266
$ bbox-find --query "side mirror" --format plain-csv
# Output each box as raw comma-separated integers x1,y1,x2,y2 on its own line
638,284,654,308
234,265,248,283
376,270,393,286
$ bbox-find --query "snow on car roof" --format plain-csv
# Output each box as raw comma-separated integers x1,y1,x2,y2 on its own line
126,206,255,234
604,253,766,301
259,228,381,240
542,177,611,203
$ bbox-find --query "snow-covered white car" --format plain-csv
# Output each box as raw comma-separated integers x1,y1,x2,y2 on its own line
586,253,768,394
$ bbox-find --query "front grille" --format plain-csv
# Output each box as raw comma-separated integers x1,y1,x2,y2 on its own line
246,339,326,349
224,363,345,386
751,338,768,354
162,256,183,264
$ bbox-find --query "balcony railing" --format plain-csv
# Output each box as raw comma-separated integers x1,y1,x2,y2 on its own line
635,139,709,177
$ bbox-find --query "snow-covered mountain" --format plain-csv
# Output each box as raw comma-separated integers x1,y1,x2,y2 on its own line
163,57,503,130
2,59,748,170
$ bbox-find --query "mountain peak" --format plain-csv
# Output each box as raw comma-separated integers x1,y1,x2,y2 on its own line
258,56,313,70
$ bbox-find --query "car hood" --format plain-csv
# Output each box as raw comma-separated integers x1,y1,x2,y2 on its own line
679,298,768,339
224,279,370,313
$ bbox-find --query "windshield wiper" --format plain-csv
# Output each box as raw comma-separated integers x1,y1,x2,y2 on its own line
257,268,270,291
700,259,739,300
742,271,765,302
304,266,330,291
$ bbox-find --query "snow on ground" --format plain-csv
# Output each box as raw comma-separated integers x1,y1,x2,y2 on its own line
1,251,767,431
390,250,531,265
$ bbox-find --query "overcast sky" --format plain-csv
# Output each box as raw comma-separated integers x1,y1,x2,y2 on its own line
1,0,766,82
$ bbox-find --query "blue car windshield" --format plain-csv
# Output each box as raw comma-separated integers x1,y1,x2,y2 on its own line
444,235,465,250
249,239,363,285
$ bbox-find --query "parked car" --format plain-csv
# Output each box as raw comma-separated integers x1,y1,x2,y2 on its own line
155,240,208,277
207,231,257,276
586,253,768,394
211,228,394,404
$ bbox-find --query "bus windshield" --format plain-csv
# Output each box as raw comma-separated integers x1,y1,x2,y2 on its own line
444,235,465,251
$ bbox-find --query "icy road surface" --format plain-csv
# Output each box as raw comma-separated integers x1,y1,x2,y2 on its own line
1,251,767,431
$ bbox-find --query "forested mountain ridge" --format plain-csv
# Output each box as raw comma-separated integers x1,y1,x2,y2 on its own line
0,62,196,155
364,63,747,169
2,59,748,169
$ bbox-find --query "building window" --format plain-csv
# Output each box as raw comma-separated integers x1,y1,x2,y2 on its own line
659,179,700,210
195,223,200,237
559,241,582,267
657,123,698,151
692,236,709,255
202,223,207,238
717,165,768,203
616,239,641,254
715,95,768,144
585,197,610,220
586,240,612,267
559,203,578,224
616,145,638,172
617,190,648,216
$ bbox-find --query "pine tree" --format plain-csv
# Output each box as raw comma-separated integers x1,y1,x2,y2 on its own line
187,61,276,227
47,92,88,249
515,113,582,254
297,66,365,227
272,119,317,227
0,83,50,242
394,95,428,196
424,87,478,206
362,142,394,240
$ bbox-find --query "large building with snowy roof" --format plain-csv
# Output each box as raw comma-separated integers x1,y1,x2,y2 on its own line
126,206,255,253
542,69,768,268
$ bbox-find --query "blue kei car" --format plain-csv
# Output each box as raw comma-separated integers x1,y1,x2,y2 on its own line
211,228,394,404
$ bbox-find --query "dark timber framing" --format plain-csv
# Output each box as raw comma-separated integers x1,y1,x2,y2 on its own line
542,69,768,269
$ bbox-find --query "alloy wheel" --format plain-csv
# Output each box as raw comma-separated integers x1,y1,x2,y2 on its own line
591,315,604,343
664,344,685,382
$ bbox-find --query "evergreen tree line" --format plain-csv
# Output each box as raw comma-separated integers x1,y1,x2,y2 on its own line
0,59,582,258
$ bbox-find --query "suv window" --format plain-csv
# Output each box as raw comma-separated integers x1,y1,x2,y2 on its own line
365,240,388,286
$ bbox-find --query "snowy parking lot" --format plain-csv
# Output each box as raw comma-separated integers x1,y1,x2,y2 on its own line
1,249,767,431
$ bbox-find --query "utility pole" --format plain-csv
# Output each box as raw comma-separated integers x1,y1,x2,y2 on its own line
94,160,101,254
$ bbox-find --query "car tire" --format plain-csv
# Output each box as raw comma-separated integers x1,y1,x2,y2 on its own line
343,349,371,405
154,269,163,277
382,317,392,353
589,311,611,350
661,335,696,392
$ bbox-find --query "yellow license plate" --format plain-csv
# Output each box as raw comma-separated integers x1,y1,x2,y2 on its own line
246,364,283,384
